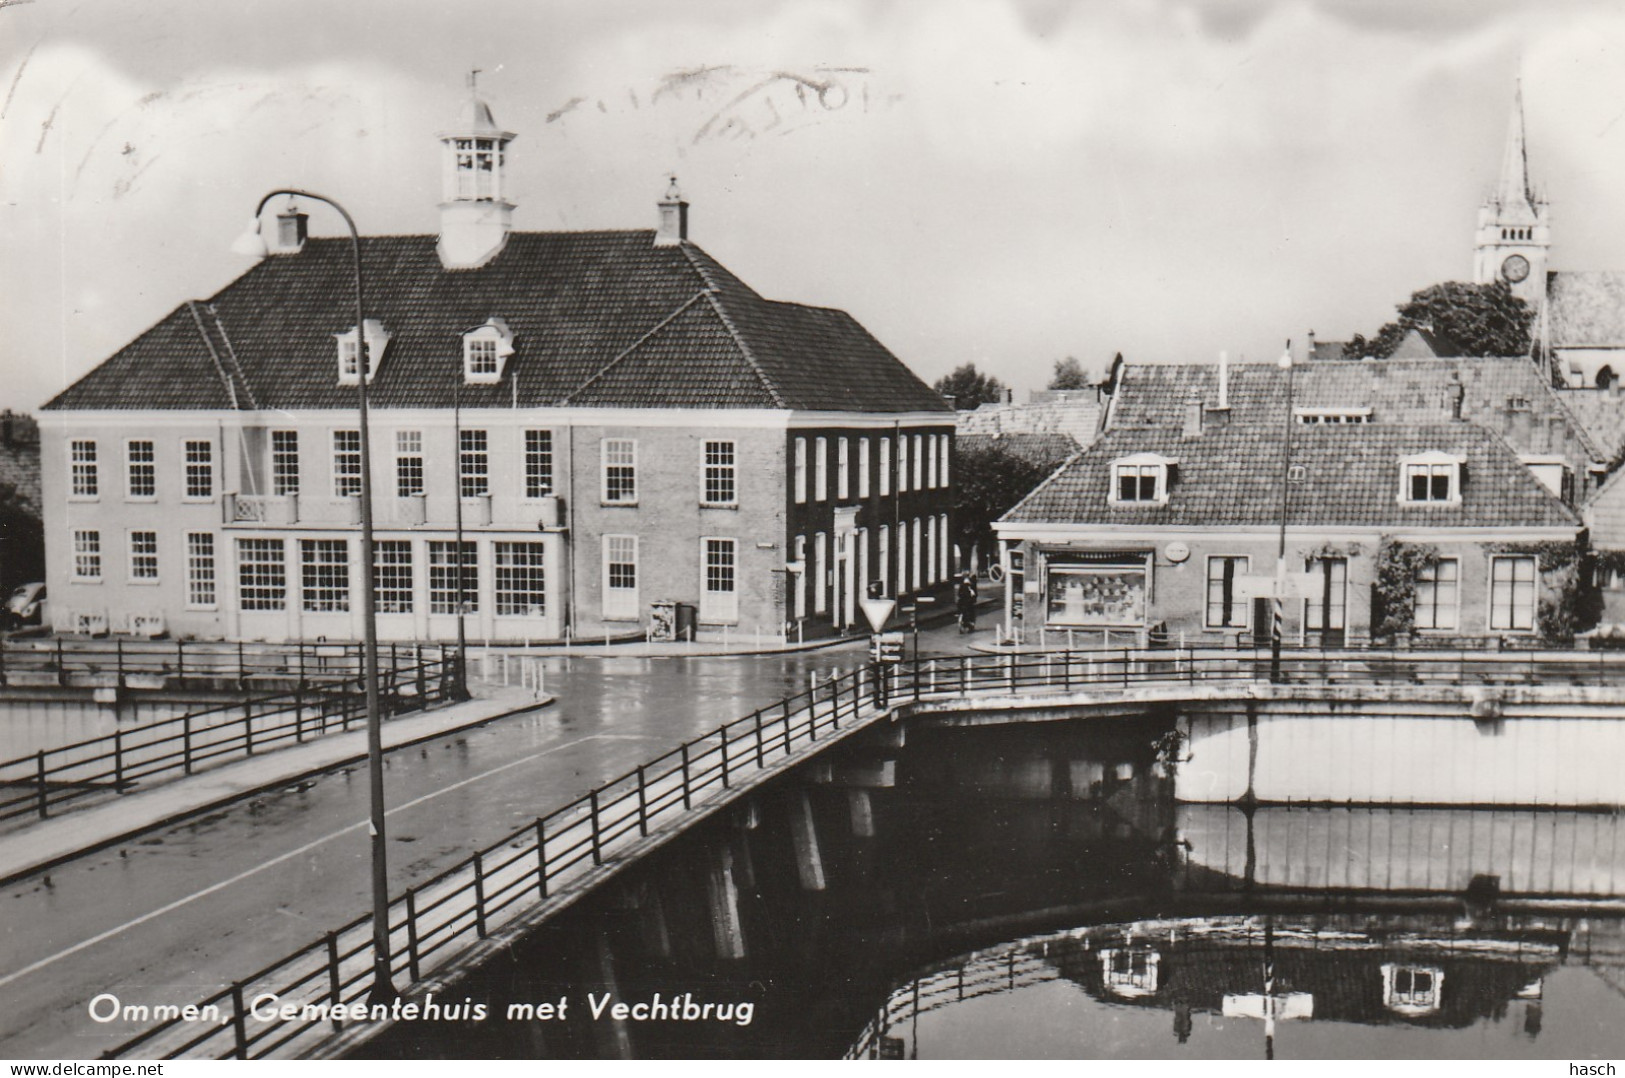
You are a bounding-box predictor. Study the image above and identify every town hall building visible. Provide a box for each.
[36,88,954,644]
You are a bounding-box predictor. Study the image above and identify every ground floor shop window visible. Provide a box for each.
[1045,558,1146,626]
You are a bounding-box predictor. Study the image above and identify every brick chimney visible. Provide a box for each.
[1183,397,1204,437]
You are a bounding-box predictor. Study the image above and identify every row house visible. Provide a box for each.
[37,91,952,644]
[995,359,1584,646]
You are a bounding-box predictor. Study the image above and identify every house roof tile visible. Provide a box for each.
[44,231,948,415]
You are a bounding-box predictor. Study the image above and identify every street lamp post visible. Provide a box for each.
[1271,344,1295,684]
[234,191,396,1003]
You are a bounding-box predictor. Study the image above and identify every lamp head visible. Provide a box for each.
[231,216,269,258]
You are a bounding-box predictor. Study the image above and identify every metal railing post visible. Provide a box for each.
[721,730,731,788]
[473,850,488,937]
[35,750,47,818]
[680,743,692,809]
[325,932,343,1030]
[636,766,648,836]
[113,728,124,792]
[115,639,124,688]
[535,817,549,897]
[590,790,603,864]
[183,712,193,775]
[405,888,422,982]
[754,710,765,768]
[230,983,248,1058]
[243,698,255,756]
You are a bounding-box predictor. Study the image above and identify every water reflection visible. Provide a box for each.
[357,715,1625,1060]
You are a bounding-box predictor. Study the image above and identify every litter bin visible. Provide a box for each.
[649,600,678,642]
[675,603,697,641]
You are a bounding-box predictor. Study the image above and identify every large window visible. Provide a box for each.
[1049,557,1149,626]
[913,434,924,491]
[1304,557,1347,633]
[603,439,636,504]
[858,438,871,498]
[939,512,951,580]
[237,538,286,611]
[429,541,478,614]
[939,434,951,486]
[186,533,216,608]
[459,429,489,498]
[373,540,414,614]
[70,440,98,498]
[926,434,937,489]
[814,532,828,614]
[126,440,156,499]
[1414,559,1459,630]
[703,440,737,506]
[272,431,299,496]
[701,538,738,623]
[1489,555,1536,631]
[898,435,909,494]
[1205,556,1249,629]
[794,437,807,504]
[183,440,214,499]
[880,436,892,496]
[877,524,890,596]
[395,431,424,498]
[792,535,807,618]
[525,430,553,498]
[301,539,350,612]
[129,531,159,582]
[494,542,546,616]
[837,437,850,499]
[332,430,361,498]
[815,437,828,501]
[73,530,101,581]
[603,535,638,619]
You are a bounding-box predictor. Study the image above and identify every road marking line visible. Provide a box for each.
[0,734,603,990]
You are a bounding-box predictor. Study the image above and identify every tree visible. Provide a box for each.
[952,440,1067,569]
[933,363,1007,410]
[1047,356,1091,390]
[1345,281,1534,360]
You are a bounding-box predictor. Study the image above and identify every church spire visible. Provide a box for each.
[1496,80,1535,214]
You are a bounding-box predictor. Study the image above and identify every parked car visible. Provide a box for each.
[4,582,45,629]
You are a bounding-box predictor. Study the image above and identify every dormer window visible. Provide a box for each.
[1295,407,1371,425]
[463,317,515,384]
[1110,453,1176,504]
[1399,451,1465,505]
[337,320,390,386]
[1382,964,1443,1016]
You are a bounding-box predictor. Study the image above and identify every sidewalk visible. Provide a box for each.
[0,685,554,886]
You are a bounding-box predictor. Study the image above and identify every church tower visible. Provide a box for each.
[1473,81,1550,308]
[437,73,517,270]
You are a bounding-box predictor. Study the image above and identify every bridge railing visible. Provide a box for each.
[101,645,1625,1059]
[0,647,460,825]
[0,638,446,688]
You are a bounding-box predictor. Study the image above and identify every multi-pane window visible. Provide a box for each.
[272,431,300,496]
[925,516,938,585]
[332,430,362,498]
[126,440,156,499]
[926,434,937,489]
[186,533,216,608]
[814,532,828,613]
[913,435,924,490]
[815,437,828,501]
[301,539,350,612]
[704,538,736,595]
[703,440,736,506]
[837,437,850,499]
[184,441,214,499]
[525,430,554,498]
[373,540,414,614]
[453,137,503,200]
[459,429,489,498]
[395,431,424,498]
[897,435,909,494]
[70,440,99,498]
[880,437,892,496]
[494,542,546,616]
[129,531,159,581]
[1405,462,1456,503]
[1414,559,1460,631]
[1114,464,1164,502]
[1206,556,1249,629]
[604,535,638,619]
[603,439,636,504]
[939,434,951,487]
[939,512,951,580]
[858,438,871,498]
[72,530,101,581]
[1489,556,1537,631]
[429,541,478,614]
[794,437,808,504]
[466,337,500,377]
[237,538,286,610]
[1304,557,1347,632]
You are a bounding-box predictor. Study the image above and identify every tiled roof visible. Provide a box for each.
[1547,270,1625,347]
[955,398,1104,445]
[44,231,948,414]
[1107,358,1603,460]
[956,431,1079,467]
[1553,388,1625,463]
[1002,423,1577,529]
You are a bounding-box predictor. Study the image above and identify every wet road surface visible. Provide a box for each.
[0,644,898,1058]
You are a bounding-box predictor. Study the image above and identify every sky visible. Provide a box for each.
[5,0,1625,411]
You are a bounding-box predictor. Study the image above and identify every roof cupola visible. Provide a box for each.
[437,70,517,270]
